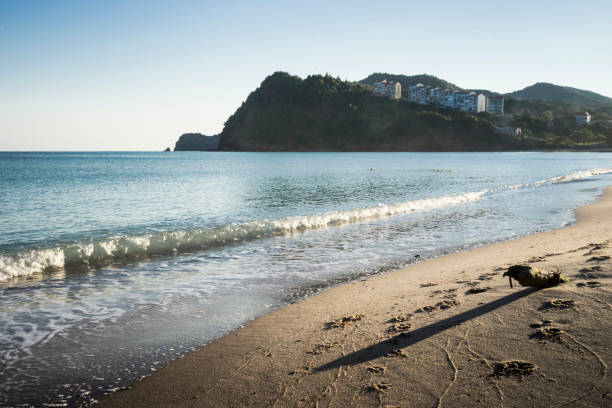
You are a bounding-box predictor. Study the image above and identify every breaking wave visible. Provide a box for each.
[504,168,612,190]
[0,191,485,281]
[1,167,611,282]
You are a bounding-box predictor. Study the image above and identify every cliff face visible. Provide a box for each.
[174,133,220,151]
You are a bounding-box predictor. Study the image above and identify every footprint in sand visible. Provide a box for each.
[386,323,412,334]
[387,314,412,323]
[386,349,409,358]
[310,342,340,355]
[529,320,552,328]
[363,382,392,393]
[576,281,603,288]
[478,272,498,280]
[586,255,610,262]
[529,327,565,343]
[578,266,603,279]
[366,366,385,374]
[417,299,460,313]
[466,286,489,295]
[583,243,606,256]
[431,288,458,297]
[493,361,537,379]
[438,299,460,309]
[539,299,575,310]
[325,314,364,329]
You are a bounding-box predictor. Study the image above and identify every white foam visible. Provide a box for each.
[536,168,612,185]
[268,190,487,232]
[0,190,486,281]
[505,168,612,191]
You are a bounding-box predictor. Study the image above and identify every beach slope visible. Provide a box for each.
[100,188,612,407]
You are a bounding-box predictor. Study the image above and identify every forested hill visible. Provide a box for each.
[219,72,521,151]
[175,72,612,152]
[506,82,612,110]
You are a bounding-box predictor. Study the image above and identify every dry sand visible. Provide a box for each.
[99,188,612,407]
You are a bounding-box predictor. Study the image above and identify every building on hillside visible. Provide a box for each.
[576,112,591,126]
[456,91,487,113]
[494,127,522,136]
[373,80,401,100]
[486,96,504,115]
[407,84,488,113]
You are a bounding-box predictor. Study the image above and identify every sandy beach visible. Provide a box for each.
[99,187,612,408]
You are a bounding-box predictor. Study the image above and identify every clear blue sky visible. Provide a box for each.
[2,0,611,150]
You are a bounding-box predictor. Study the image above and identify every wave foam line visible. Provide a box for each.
[505,168,612,190]
[3,167,611,282]
[0,191,486,281]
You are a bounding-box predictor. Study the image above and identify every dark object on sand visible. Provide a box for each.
[503,265,568,288]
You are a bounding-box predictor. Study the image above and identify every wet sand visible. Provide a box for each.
[99,188,612,407]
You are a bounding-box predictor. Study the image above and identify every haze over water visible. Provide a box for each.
[2,151,612,406]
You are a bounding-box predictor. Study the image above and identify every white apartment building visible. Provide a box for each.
[407,83,490,114]
[373,80,402,100]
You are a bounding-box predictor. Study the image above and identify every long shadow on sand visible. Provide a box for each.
[316,287,539,372]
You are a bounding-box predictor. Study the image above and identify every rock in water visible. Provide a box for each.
[174,133,220,151]
[503,265,568,288]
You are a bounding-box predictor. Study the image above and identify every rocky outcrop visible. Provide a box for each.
[173,133,220,151]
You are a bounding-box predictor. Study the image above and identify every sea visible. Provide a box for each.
[1,151,612,407]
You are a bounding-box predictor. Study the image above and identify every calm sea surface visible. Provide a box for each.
[1,151,612,406]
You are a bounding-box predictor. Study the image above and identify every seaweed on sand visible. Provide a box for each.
[503,265,568,288]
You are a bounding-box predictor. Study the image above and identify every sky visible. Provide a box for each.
[1,0,612,151]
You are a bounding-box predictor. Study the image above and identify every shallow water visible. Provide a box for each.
[1,151,612,406]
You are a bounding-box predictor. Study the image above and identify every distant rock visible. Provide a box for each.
[174,133,220,151]
[164,147,171,152]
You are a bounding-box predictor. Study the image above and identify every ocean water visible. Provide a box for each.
[1,151,612,406]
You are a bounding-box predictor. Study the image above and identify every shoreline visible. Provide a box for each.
[99,188,612,407]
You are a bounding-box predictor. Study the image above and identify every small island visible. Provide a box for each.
[173,133,220,151]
